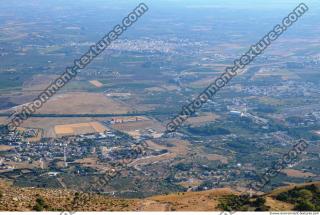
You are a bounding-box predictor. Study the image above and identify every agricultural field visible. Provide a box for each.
[0,145,15,151]
[54,122,108,137]
[0,117,7,125]
[252,68,300,80]
[205,154,229,164]
[7,92,131,115]
[282,169,317,178]
[89,80,104,88]
[186,112,220,127]
[112,118,165,139]
[146,138,191,156]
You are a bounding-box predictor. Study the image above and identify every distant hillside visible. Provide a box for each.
[0,180,319,211]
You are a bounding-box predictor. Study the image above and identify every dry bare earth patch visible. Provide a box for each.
[54,122,107,137]
[147,188,237,211]
[2,92,131,138]
[186,112,220,127]
[265,196,294,211]
[0,117,6,125]
[282,169,317,178]
[0,145,15,151]
[15,117,96,138]
[23,74,60,91]
[112,118,165,139]
[205,153,229,164]
[128,138,191,168]
[146,138,191,156]
[34,92,130,114]
[89,80,104,88]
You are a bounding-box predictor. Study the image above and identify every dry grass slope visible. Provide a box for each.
[0,180,319,211]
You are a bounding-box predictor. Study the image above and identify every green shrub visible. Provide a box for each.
[255,205,270,211]
[294,200,316,211]
[276,192,289,202]
[253,197,266,207]
[33,203,44,211]
[297,189,313,200]
[217,195,250,211]
[33,197,48,211]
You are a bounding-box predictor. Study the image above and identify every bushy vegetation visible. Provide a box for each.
[217,195,270,211]
[174,163,193,171]
[275,184,320,211]
[218,195,250,211]
[253,197,270,211]
[32,196,49,211]
[188,124,231,136]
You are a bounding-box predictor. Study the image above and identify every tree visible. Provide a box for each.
[255,205,270,211]
[294,200,316,211]
[217,195,250,211]
[305,184,320,193]
[253,197,266,207]
[276,192,289,202]
[32,197,48,211]
[297,189,313,201]
[33,203,44,212]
